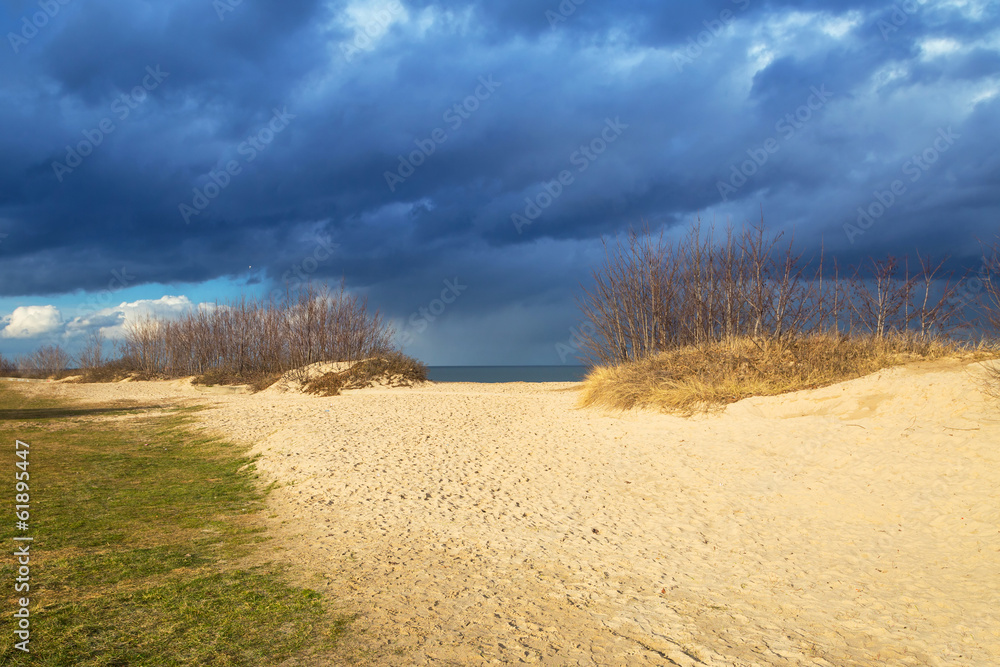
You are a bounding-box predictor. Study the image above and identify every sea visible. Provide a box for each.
[427,366,589,383]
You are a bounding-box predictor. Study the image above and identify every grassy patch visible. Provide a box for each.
[580,334,997,414]
[304,351,427,397]
[983,361,1000,400]
[0,387,351,665]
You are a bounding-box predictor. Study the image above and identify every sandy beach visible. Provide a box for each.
[16,359,1000,666]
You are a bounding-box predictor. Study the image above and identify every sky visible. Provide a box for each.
[0,0,998,365]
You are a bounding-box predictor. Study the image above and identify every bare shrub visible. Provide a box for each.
[910,252,962,338]
[19,344,73,379]
[978,237,1000,336]
[974,236,1000,398]
[578,218,971,368]
[285,283,395,379]
[122,316,167,378]
[846,257,915,338]
[78,330,105,374]
[577,218,834,364]
[89,282,400,390]
[576,226,674,364]
[576,217,990,412]
[0,354,19,377]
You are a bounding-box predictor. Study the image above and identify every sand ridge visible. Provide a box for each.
[15,360,1000,665]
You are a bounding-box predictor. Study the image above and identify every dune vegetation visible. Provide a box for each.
[1,282,425,393]
[303,351,428,396]
[577,219,1000,413]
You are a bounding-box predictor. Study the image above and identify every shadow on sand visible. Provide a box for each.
[0,404,166,422]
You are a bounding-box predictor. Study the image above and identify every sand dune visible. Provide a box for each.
[19,360,1000,665]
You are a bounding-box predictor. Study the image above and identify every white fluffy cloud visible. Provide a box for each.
[65,295,195,339]
[115,295,194,323]
[0,295,197,346]
[1,305,63,339]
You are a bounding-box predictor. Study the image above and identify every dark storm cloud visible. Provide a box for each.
[1,0,998,362]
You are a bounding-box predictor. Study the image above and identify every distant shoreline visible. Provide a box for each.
[426,365,588,383]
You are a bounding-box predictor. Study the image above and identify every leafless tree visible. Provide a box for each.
[0,353,18,377]
[978,237,1000,336]
[106,282,394,382]
[19,344,72,379]
[79,330,105,372]
[576,218,980,366]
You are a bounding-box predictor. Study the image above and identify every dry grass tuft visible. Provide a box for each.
[982,361,1000,400]
[579,334,994,414]
[304,352,427,396]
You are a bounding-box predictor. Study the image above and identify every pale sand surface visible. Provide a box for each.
[13,360,1000,665]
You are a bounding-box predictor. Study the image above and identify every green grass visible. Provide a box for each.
[0,387,352,665]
